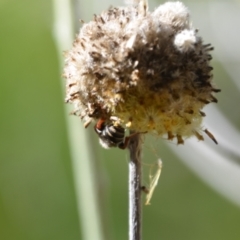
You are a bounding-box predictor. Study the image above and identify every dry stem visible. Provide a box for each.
[128,132,142,240]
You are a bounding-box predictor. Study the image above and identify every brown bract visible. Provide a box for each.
[63,1,220,145]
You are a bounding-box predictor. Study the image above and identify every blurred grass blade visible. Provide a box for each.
[52,0,105,239]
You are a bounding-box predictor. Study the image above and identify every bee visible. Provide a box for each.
[94,118,134,149]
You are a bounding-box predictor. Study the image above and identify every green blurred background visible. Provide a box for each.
[1,0,240,239]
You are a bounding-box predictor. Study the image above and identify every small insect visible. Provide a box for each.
[142,159,163,205]
[94,118,135,149]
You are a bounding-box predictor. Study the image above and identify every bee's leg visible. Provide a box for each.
[118,132,142,149]
[118,138,129,149]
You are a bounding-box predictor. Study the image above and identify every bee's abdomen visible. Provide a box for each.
[103,124,125,145]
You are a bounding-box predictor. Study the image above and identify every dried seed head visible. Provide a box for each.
[63,1,220,144]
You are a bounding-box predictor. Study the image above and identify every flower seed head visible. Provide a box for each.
[63,1,220,144]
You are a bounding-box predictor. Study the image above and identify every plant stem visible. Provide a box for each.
[128,132,142,240]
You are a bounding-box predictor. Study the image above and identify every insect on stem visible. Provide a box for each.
[145,159,163,205]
